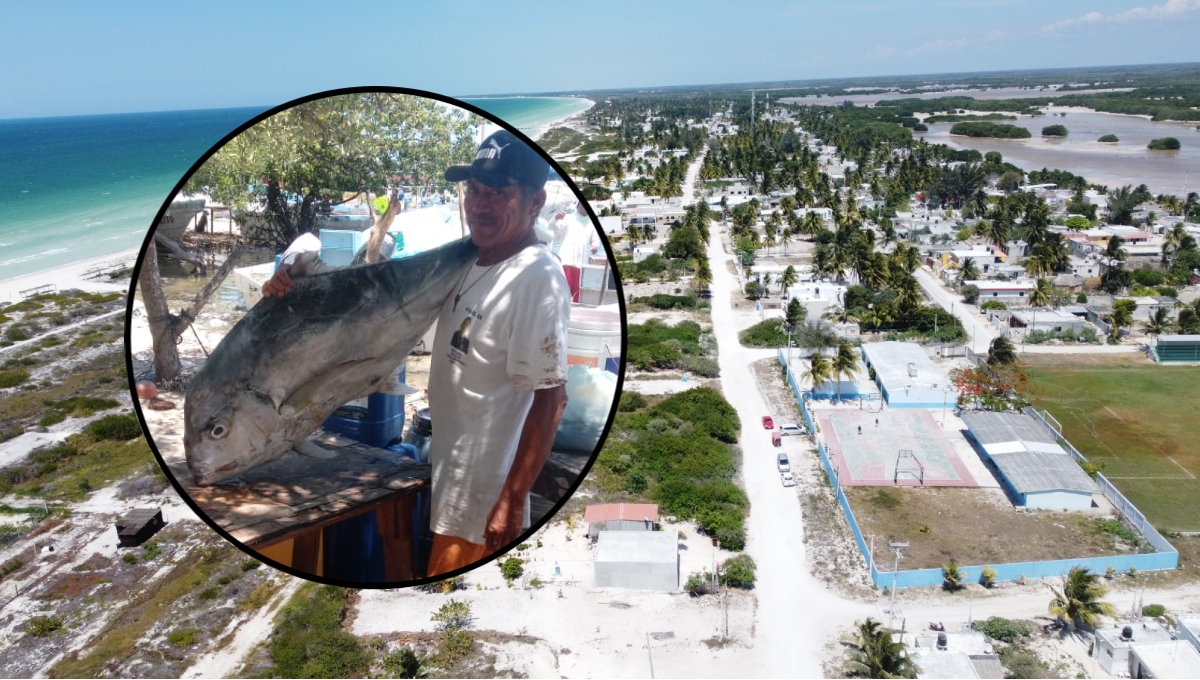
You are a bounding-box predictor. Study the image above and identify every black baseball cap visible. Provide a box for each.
[444,130,550,191]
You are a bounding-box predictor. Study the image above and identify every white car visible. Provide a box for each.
[781,472,796,487]
[778,423,805,436]
[777,452,790,472]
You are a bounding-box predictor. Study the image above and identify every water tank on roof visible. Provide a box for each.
[1121,626,1134,641]
[937,632,947,649]
[908,362,918,378]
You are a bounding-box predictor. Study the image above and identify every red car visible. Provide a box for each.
[762,415,774,430]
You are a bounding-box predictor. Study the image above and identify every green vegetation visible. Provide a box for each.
[979,617,1032,643]
[167,628,200,648]
[630,294,700,310]
[1148,137,1181,150]
[0,368,30,388]
[618,253,695,283]
[498,557,524,584]
[1049,567,1117,630]
[738,320,790,347]
[381,648,425,679]
[1143,603,1165,618]
[431,599,473,630]
[627,319,713,372]
[844,618,916,679]
[720,554,757,588]
[996,642,1053,678]
[28,615,64,637]
[942,562,964,591]
[1041,124,1068,137]
[266,584,369,678]
[1099,519,1137,543]
[949,122,1032,139]
[980,566,997,588]
[84,413,141,441]
[1098,134,1119,143]
[593,387,746,550]
[1024,365,1200,530]
[1,556,24,579]
[1025,327,1100,344]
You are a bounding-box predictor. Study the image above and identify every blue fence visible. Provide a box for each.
[777,350,1179,589]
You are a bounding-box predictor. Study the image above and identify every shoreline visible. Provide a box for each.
[0,247,140,301]
[529,98,594,141]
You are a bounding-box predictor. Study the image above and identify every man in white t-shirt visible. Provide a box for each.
[428,130,571,576]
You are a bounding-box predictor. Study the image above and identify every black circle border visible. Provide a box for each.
[122,85,628,590]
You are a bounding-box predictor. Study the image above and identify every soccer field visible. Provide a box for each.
[1024,364,1200,532]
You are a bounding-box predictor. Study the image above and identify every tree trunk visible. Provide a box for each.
[365,188,402,264]
[139,244,182,390]
[153,233,207,275]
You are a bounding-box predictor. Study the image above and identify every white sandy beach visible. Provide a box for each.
[530,98,595,141]
[0,246,140,302]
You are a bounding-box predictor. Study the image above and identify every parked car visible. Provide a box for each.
[761,415,774,429]
[778,423,805,436]
[777,452,790,472]
[781,472,796,487]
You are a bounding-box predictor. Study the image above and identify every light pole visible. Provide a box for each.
[887,542,909,631]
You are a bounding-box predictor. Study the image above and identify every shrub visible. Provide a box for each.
[499,557,524,583]
[1098,134,1119,142]
[684,571,711,595]
[1132,268,1165,287]
[1099,518,1137,542]
[1076,293,1088,303]
[0,368,30,388]
[267,585,369,678]
[241,559,261,572]
[84,413,141,441]
[168,628,200,647]
[1041,124,1068,137]
[435,628,474,668]
[142,540,161,560]
[199,587,220,601]
[738,320,789,348]
[4,325,32,342]
[715,526,746,552]
[720,554,757,588]
[1065,215,1092,230]
[980,566,997,588]
[1147,137,1181,150]
[1,556,24,578]
[980,300,1006,311]
[631,294,697,310]
[680,356,720,378]
[382,648,425,678]
[960,284,980,304]
[950,122,1032,139]
[1142,604,1165,618]
[618,391,647,412]
[122,553,137,565]
[27,615,64,637]
[431,598,473,630]
[39,411,67,427]
[979,616,1031,643]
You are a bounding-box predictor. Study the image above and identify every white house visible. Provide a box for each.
[966,280,1034,301]
[786,282,847,321]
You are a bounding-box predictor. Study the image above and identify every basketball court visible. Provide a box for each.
[814,406,979,487]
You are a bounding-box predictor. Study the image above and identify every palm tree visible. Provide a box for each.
[779,265,799,295]
[1109,299,1138,341]
[624,224,641,253]
[843,618,916,679]
[956,259,980,286]
[1141,307,1175,344]
[1028,278,1053,308]
[988,336,1017,366]
[693,257,712,293]
[1048,567,1117,631]
[825,306,860,325]
[942,562,964,591]
[1104,236,1128,267]
[832,342,860,403]
[805,353,834,395]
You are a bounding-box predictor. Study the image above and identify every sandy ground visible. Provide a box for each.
[0,247,137,302]
[181,576,304,679]
[528,99,596,142]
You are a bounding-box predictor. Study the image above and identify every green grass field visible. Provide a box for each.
[1024,364,1200,532]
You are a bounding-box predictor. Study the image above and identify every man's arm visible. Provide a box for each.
[484,384,567,551]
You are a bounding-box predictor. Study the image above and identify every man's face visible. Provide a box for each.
[463,177,546,252]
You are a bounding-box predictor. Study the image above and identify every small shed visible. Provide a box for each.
[115,508,164,547]
[593,531,678,591]
[584,503,659,539]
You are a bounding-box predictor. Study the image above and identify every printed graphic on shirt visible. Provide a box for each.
[447,306,484,366]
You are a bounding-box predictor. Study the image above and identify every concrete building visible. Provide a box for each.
[1007,309,1088,338]
[961,412,1098,510]
[786,282,847,321]
[966,280,1034,302]
[1093,621,1200,677]
[908,631,1003,679]
[584,503,659,539]
[1179,614,1200,653]
[593,531,679,591]
[860,342,957,408]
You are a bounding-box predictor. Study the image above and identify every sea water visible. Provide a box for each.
[0,98,588,283]
[0,107,263,281]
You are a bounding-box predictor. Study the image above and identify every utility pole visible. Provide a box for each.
[646,632,655,678]
[887,542,909,631]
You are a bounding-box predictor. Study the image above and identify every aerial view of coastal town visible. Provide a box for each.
[2,3,1200,678]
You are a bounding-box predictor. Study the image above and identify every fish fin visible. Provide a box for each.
[281,359,377,413]
[377,370,420,396]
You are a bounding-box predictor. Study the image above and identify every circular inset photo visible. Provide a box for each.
[126,88,624,587]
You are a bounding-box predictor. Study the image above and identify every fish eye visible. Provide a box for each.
[210,422,229,439]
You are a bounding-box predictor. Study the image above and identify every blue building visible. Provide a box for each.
[860,342,957,409]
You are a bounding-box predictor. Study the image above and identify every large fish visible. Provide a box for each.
[183,237,478,486]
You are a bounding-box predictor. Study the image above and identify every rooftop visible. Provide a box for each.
[861,341,954,393]
[960,412,1058,447]
[1131,641,1200,678]
[584,503,659,523]
[593,530,677,564]
[961,413,1098,496]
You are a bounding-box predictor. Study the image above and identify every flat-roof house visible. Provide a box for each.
[593,531,679,591]
[965,280,1034,301]
[860,342,956,409]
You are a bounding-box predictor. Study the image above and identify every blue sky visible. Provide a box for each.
[2,0,1198,119]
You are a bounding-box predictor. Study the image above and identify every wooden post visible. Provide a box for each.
[138,244,182,389]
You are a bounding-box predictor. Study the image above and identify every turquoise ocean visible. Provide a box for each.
[0,96,589,283]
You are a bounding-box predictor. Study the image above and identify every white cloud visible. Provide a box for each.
[905,31,1004,55]
[1042,0,1200,33]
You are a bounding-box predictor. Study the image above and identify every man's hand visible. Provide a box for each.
[261,267,294,298]
[484,491,525,551]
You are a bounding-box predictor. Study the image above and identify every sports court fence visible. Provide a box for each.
[779,350,1179,588]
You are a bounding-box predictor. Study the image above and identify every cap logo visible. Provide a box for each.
[476,139,511,160]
